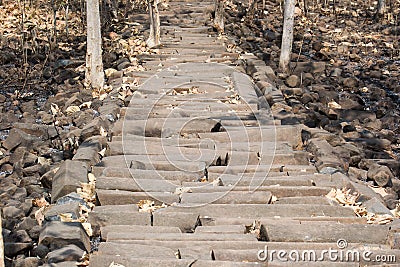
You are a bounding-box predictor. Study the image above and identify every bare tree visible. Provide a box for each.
[147,0,160,48]
[279,0,295,73]
[86,0,104,90]
[214,0,224,33]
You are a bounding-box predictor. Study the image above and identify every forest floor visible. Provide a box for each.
[0,0,399,265]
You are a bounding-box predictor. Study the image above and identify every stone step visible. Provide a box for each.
[95,189,179,205]
[100,225,182,241]
[154,204,356,218]
[107,140,289,156]
[184,186,332,198]
[214,174,315,187]
[120,107,267,121]
[98,155,207,174]
[180,191,272,204]
[97,240,390,252]
[112,117,221,137]
[204,217,369,227]
[106,232,258,242]
[263,220,390,244]
[198,125,302,145]
[96,177,180,192]
[152,211,200,232]
[207,164,317,176]
[89,255,261,267]
[274,196,334,205]
[92,168,202,182]
[88,205,150,235]
[194,225,246,234]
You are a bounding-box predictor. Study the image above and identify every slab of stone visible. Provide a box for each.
[153,211,200,233]
[180,191,272,204]
[89,255,193,267]
[96,178,180,192]
[216,174,313,187]
[44,202,81,221]
[88,205,150,235]
[195,225,245,234]
[263,220,389,244]
[39,221,90,252]
[97,168,202,182]
[158,204,355,218]
[96,189,179,205]
[100,225,181,241]
[47,244,85,264]
[106,232,257,242]
[51,160,88,203]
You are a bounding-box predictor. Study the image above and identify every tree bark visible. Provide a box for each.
[86,0,104,90]
[214,0,224,33]
[279,0,295,73]
[147,0,160,48]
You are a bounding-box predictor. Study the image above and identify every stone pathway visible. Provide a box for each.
[87,1,400,266]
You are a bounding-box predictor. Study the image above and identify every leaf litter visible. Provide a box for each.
[326,188,393,225]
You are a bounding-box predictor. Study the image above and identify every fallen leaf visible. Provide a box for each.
[109,262,125,267]
[328,101,341,109]
[34,207,46,226]
[59,213,74,222]
[100,126,107,137]
[79,102,92,109]
[33,197,49,208]
[98,148,106,157]
[88,173,96,183]
[82,222,93,237]
[65,105,80,115]
[50,103,60,115]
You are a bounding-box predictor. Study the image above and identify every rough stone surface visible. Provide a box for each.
[39,221,90,252]
[51,160,88,202]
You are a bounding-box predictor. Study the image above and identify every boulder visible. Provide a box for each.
[51,160,88,203]
[367,164,394,187]
[39,221,90,252]
[47,244,85,264]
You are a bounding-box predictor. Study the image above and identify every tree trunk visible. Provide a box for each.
[86,0,104,90]
[214,0,224,33]
[279,0,295,73]
[147,0,160,48]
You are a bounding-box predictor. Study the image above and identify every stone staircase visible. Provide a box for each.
[87,0,400,266]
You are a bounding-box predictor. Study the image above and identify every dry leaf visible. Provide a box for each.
[369,186,389,198]
[328,101,342,109]
[109,262,125,267]
[137,200,166,213]
[37,156,51,165]
[65,105,80,115]
[77,183,96,201]
[59,213,74,222]
[34,207,46,226]
[79,102,92,109]
[50,103,60,115]
[326,188,360,206]
[88,173,96,183]
[100,126,107,137]
[174,187,192,195]
[98,148,106,157]
[82,222,93,237]
[33,197,49,208]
